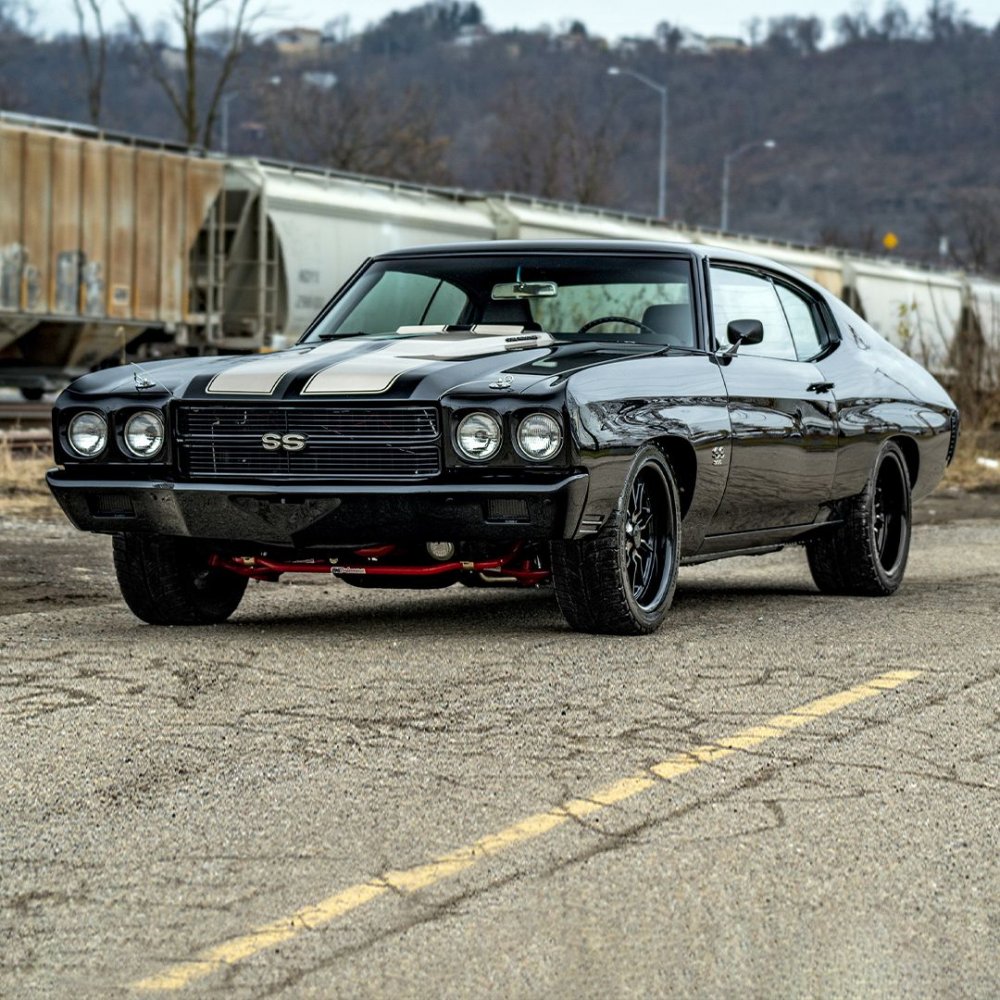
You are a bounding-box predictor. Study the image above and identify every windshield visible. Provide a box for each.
[304,254,697,347]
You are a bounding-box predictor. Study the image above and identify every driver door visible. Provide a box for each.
[705,265,839,540]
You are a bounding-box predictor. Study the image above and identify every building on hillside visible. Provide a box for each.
[271,28,323,57]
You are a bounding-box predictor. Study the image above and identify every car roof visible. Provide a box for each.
[371,239,812,283]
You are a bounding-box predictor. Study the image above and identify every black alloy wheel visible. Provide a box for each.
[623,468,672,611]
[551,446,681,635]
[806,440,912,596]
[871,452,908,576]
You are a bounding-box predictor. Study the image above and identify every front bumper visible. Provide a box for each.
[46,472,590,549]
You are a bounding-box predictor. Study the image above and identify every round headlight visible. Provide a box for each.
[455,412,502,462]
[516,412,562,461]
[67,411,108,458]
[124,410,165,458]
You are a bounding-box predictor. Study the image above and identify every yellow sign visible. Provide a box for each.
[882,231,899,250]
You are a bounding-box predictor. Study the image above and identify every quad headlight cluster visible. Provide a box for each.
[66,409,165,460]
[454,410,563,463]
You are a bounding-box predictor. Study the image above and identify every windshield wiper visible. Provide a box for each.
[316,331,365,340]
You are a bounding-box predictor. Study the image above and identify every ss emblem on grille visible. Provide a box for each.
[261,432,307,452]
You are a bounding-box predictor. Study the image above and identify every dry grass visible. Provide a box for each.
[940,385,1000,492]
[943,423,1000,492]
[0,443,60,517]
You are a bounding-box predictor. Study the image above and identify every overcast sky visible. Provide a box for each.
[35,0,999,42]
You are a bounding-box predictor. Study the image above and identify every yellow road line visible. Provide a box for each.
[134,669,919,992]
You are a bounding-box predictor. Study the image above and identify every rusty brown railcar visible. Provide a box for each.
[0,115,223,395]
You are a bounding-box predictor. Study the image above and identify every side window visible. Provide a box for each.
[775,282,825,360]
[709,266,796,360]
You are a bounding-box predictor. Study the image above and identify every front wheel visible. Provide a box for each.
[551,447,681,635]
[806,440,912,596]
[112,533,248,624]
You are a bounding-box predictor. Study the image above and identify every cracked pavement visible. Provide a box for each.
[1,509,998,998]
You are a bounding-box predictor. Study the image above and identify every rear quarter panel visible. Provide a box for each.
[818,298,957,502]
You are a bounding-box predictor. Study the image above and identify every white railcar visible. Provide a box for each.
[842,259,965,376]
[2,112,999,392]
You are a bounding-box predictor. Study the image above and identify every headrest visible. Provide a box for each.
[640,304,695,347]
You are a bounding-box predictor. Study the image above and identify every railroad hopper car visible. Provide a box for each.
[0,113,998,394]
[0,116,224,396]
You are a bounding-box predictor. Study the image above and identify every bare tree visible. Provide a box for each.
[486,79,625,206]
[948,188,1000,273]
[0,0,31,109]
[0,0,33,34]
[72,0,107,124]
[765,15,824,55]
[123,0,259,147]
[261,73,451,183]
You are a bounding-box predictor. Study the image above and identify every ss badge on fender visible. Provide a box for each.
[261,432,308,452]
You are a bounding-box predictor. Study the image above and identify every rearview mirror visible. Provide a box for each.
[492,281,558,300]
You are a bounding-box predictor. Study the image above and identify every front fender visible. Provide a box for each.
[565,355,731,554]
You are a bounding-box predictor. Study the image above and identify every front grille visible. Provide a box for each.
[175,404,441,480]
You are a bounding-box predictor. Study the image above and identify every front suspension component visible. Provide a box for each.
[209,542,550,587]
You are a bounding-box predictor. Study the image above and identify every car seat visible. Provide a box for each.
[640,303,695,347]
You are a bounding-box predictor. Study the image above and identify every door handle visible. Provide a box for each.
[807,381,835,393]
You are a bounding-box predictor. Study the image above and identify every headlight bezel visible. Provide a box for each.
[66,410,109,459]
[454,410,504,463]
[122,409,166,460]
[514,411,563,462]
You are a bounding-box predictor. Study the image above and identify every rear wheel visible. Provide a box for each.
[806,441,912,596]
[551,447,680,635]
[112,533,247,624]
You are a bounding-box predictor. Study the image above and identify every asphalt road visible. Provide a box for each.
[1,510,997,998]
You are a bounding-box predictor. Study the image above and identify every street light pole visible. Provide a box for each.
[220,91,239,153]
[607,66,668,219]
[720,139,776,231]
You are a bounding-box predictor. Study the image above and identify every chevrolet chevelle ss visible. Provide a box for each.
[47,241,959,634]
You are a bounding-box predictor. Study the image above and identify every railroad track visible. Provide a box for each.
[0,428,52,455]
[0,401,52,455]
[0,401,52,427]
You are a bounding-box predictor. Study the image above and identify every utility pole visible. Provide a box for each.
[721,139,777,231]
[607,67,668,218]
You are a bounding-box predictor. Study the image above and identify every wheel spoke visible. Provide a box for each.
[620,467,675,609]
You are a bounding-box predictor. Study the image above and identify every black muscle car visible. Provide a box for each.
[47,241,959,634]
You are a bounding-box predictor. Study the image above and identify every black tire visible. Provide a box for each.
[551,447,681,635]
[806,441,912,596]
[112,533,247,625]
[20,386,44,401]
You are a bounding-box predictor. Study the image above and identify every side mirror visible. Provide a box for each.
[726,319,764,347]
[718,319,764,358]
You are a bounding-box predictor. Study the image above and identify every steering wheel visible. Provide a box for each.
[577,315,658,336]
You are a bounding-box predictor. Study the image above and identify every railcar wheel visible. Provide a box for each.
[112,533,247,624]
[806,441,912,596]
[551,447,680,635]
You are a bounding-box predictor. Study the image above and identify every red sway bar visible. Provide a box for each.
[209,543,550,586]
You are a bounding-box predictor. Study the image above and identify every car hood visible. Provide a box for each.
[63,332,665,402]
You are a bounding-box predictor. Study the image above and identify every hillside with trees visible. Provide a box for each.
[1,0,998,273]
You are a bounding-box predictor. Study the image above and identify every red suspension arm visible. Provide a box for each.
[209,543,549,585]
